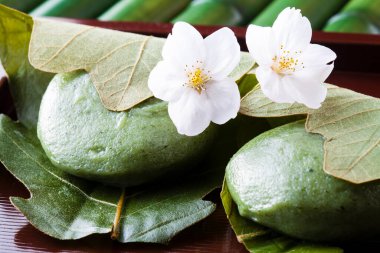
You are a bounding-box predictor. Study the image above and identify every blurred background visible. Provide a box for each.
[0,0,379,34]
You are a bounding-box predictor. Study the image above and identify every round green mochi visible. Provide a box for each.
[37,71,216,186]
[226,121,380,242]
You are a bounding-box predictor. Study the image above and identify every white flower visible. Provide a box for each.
[246,7,336,109]
[148,22,241,136]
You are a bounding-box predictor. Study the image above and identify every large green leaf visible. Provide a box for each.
[29,18,164,112]
[28,18,254,112]
[240,84,380,184]
[0,5,54,129]
[0,114,223,243]
[221,179,343,253]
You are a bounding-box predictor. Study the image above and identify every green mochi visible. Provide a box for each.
[37,71,216,186]
[226,121,380,242]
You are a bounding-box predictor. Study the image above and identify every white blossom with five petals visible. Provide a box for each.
[148,22,241,136]
[246,8,337,109]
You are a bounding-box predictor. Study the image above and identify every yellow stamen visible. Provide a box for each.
[187,67,210,93]
[271,45,303,75]
[191,68,204,87]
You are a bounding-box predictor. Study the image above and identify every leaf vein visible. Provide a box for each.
[116,37,149,107]
[92,40,143,65]
[312,108,380,130]
[37,26,95,69]
[129,202,214,240]
[344,130,380,173]
[332,123,380,139]
[101,64,134,85]
[121,193,188,218]
[0,128,117,208]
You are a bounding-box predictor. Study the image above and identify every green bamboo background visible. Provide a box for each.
[1,0,379,34]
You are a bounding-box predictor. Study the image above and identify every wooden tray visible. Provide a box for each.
[1,21,380,253]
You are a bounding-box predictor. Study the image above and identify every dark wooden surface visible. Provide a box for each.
[1,21,380,253]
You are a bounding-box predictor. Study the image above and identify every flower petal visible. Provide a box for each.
[302,44,337,66]
[283,76,328,109]
[168,89,212,136]
[206,78,240,124]
[256,66,295,103]
[148,61,187,102]
[162,22,205,69]
[296,63,334,86]
[246,25,276,66]
[204,28,240,80]
[291,44,336,86]
[272,7,312,51]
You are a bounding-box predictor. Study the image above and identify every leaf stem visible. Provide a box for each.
[111,187,126,240]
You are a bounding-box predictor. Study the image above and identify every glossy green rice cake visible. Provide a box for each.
[37,71,216,186]
[226,121,380,242]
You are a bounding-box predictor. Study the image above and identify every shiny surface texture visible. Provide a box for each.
[99,0,191,21]
[226,121,380,241]
[30,0,118,18]
[0,0,44,12]
[38,71,216,186]
[172,0,242,25]
[251,0,347,29]
[324,0,380,34]
[2,0,380,34]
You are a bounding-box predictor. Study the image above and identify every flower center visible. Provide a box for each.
[271,45,304,75]
[185,61,211,94]
[190,68,205,87]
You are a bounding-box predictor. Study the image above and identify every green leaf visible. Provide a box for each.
[229,52,256,82]
[220,179,343,253]
[118,168,220,243]
[0,5,54,129]
[29,18,164,111]
[237,73,258,97]
[0,114,222,243]
[28,18,254,112]
[240,84,380,184]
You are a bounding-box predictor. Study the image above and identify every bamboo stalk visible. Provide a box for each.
[99,0,191,22]
[251,0,347,29]
[29,0,118,18]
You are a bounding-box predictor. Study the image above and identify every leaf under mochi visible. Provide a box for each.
[0,115,223,243]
